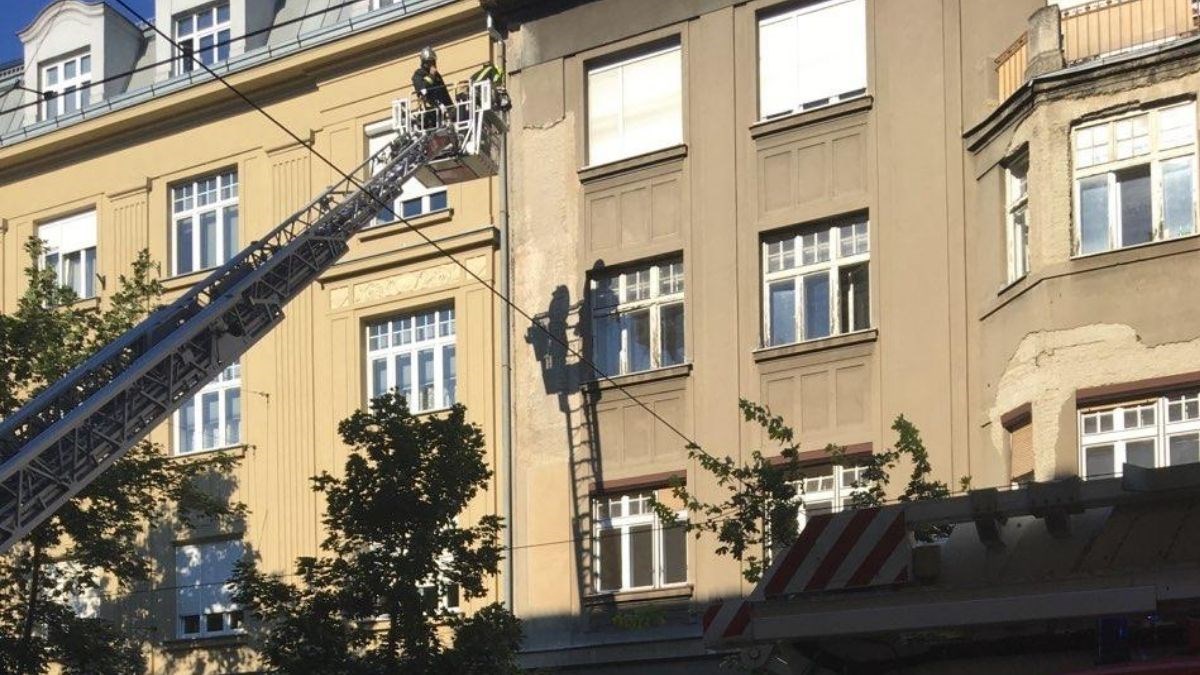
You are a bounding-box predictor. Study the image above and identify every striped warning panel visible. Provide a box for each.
[702,598,754,645]
[761,506,910,598]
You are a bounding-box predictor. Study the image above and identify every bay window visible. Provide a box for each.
[366,307,456,412]
[763,216,870,347]
[591,259,685,376]
[1006,153,1029,282]
[1073,102,1197,255]
[175,362,241,455]
[593,489,687,593]
[172,170,238,275]
[758,0,867,119]
[1080,391,1200,479]
[587,43,682,166]
[39,210,97,300]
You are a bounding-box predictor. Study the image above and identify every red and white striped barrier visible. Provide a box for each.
[702,506,910,646]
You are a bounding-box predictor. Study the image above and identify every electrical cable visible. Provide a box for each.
[0,0,393,120]
[106,0,704,455]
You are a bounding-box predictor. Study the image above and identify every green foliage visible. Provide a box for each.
[651,399,806,583]
[0,239,243,674]
[658,402,966,583]
[233,392,521,674]
[610,606,666,631]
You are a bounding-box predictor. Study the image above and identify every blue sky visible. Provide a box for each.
[0,0,155,64]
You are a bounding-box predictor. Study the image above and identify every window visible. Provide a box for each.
[175,362,241,455]
[763,215,870,347]
[795,464,865,530]
[49,561,102,619]
[172,171,238,275]
[593,489,687,593]
[371,0,402,7]
[1079,391,1200,479]
[1006,154,1030,282]
[366,122,448,224]
[758,0,867,119]
[40,51,91,120]
[1073,102,1197,255]
[587,44,682,166]
[175,3,231,74]
[366,307,456,412]
[591,259,685,376]
[175,540,244,638]
[38,210,97,299]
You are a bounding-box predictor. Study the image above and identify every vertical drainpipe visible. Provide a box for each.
[487,11,516,612]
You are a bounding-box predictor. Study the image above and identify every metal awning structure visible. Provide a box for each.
[704,464,1200,672]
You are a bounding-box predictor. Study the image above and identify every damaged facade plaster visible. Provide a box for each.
[971,45,1200,485]
[990,325,1200,481]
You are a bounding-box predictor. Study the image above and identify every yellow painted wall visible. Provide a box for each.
[0,2,501,671]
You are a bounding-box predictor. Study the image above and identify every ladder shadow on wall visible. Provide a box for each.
[526,277,607,617]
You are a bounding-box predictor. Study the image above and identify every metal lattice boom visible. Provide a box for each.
[0,88,501,553]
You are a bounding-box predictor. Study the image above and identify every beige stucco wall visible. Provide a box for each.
[502,0,1052,669]
[0,2,501,672]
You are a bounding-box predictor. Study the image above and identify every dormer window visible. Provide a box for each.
[40,51,91,120]
[175,3,231,74]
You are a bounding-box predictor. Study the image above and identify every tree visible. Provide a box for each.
[0,239,242,674]
[233,392,521,674]
[653,399,962,582]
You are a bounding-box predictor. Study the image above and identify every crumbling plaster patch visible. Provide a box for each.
[991,323,1200,480]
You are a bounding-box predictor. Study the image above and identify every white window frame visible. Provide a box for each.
[174,2,232,75]
[38,210,97,300]
[590,259,686,377]
[370,0,403,8]
[175,539,244,639]
[171,170,239,276]
[757,0,867,120]
[1072,102,1198,256]
[762,216,870,347]
[593,491,688,593]
[1079,391,1200,479]
[1006,153,1030,283]
[174,362,242,455]
[366,307,456,413]
[365,121,449,224]
[586,43,683,166]
[40,50,92,120]
[794,464,866,531]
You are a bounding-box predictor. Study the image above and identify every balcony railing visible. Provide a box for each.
[995,0,1200,101]
[996,33,1029,101]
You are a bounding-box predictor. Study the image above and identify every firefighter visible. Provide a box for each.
[471,62,512,112]
[411,47,453,109]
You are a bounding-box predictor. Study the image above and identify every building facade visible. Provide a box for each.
[491,0,1200,671]
[0,0,503,672]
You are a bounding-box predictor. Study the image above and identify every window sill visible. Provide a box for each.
[162,267,215,294]
[162,632,247,651]
[754,329,878,363]
[171,444,248,463]
[750,94,873,140]
[583,584,693,607]
[358,208,454,243]
[1069,231,1200,265]
[69,296,101,312]
[578,144,688,184]
[583,362,692,392]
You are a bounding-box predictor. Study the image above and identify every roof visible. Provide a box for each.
[0,0,456,148]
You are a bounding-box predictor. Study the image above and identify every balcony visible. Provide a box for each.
[995,0,1200,101]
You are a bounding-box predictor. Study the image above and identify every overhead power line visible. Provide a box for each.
[104,0,703,454]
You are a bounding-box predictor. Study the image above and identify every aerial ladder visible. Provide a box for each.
[0,80,506,553]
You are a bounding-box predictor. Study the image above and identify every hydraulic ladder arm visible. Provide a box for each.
[0,80,504,553]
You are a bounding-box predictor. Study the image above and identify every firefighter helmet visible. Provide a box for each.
[419,46,437,65]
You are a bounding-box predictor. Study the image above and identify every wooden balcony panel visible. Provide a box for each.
[1062,0,1198,64]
